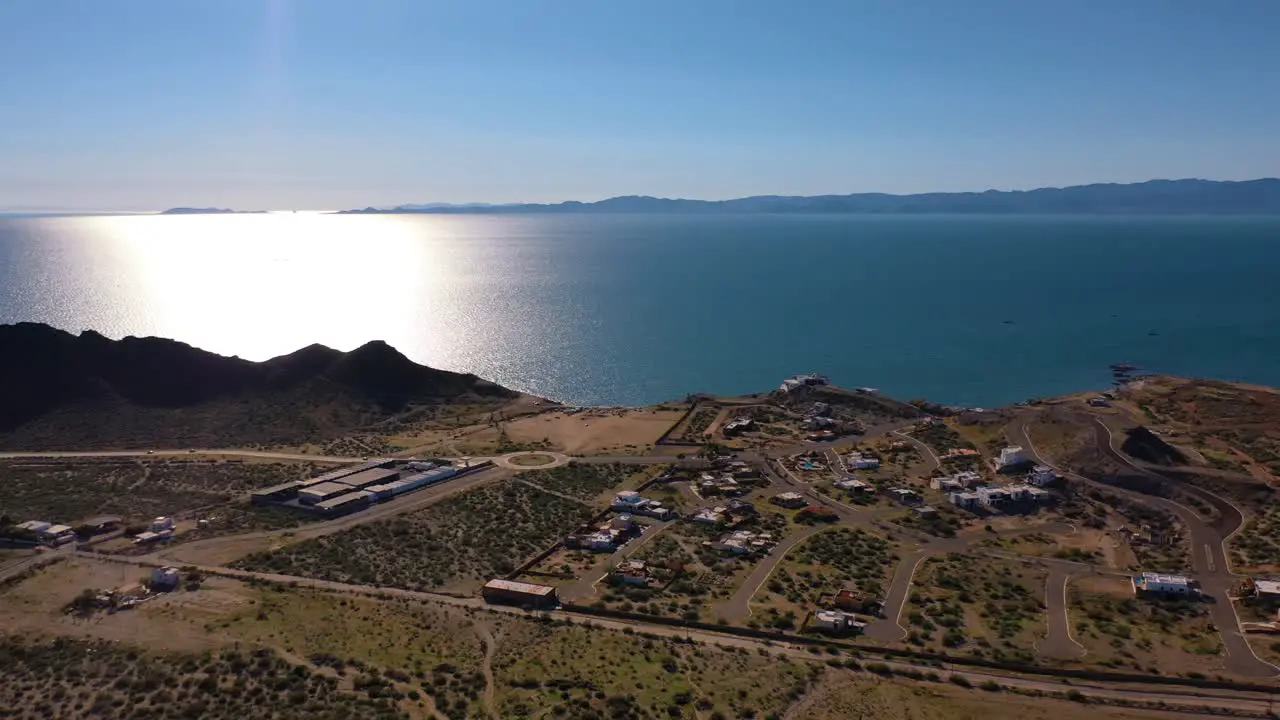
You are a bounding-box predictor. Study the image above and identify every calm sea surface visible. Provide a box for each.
[1,213,1278,407]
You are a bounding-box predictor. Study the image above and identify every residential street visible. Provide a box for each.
[1036,568,1087,659]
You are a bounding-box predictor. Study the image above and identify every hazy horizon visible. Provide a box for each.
[3,0,1278,211]
[2,176,1276,215]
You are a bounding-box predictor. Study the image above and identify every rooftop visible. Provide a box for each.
[484,579,556,596]
[1256,580,1280,595]
[1139,572,1191,586]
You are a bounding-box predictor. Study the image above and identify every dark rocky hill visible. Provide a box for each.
[0,323,517,450]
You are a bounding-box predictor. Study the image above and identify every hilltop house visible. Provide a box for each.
[780,374,829,393]
[996,446,1032,472]
[1027,465,1059,486]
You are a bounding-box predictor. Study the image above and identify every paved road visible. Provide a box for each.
[715,524,827,623]
[1037,568,1086,659]
[0,546,71,584]
[0,448,378,463]
[863,549,929,642]
[1007,410,1278,678]
[892,430,941,472]
[62,551,1280,715]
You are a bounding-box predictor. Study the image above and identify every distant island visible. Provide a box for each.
[339,178,1280,215]
[159,207,267,215]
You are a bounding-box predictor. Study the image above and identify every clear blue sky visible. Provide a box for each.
[1,0,1276,210]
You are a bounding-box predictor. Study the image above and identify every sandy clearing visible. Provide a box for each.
[504,409,684,454]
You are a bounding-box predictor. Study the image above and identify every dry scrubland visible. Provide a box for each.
[0,459,327,525]
[232,462,642,592]
[1129,377,1280,477]
[1067,575,1222,677]
[902,554,1046,663]
[517,461,640,501]
[494,621,817,719]
[0,555,1252,720]
[753,528,900,628]
[234,479,595,592]
[0,637,406,720]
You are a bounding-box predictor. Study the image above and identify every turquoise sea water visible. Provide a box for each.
[1,213,1277,407]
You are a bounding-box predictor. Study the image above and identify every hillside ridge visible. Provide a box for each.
[0,323,517,449]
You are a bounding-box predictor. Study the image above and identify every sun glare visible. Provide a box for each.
[95,213,452,361]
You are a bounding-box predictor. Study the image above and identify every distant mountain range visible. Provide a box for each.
[160,207,267,215]
[339,179,1280,215]
[0,323,517,450]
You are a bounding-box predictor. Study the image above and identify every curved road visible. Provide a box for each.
[1007,410,1277,678]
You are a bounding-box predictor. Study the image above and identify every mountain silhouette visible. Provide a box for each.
[340,178,1280,215]
[0,323,516,449]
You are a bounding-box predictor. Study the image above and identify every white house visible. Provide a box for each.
[692,508,724,525]
[889,487,921,506]
[584,532,617,552]
[931,477,965,492]
[780,373,829,392]
[996,446,1031,471]
[150,567,180,591]
[772,492,806,509]
[16,520,51,535]
[977,486,1011,508]
[949,491,981,509]
[834,477,870,492]
[805,416,837,430]
[707,530,775,556]
[1027,465,1058,486]
[609,514,637,531]
[813,610,865,633]
[41,524,75,545]
[151,516,175,532]
[612,492,673,520]
[1133,572,1197,596]
[845,453,881,470]
[612,491,645,510]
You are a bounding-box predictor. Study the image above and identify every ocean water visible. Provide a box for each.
[1,212,1278,408]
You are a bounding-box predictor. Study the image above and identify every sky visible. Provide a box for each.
[1,0,1277,211]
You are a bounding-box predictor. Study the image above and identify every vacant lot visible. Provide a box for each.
[234,479,595,593]
[517,461,644,502]
[494,617,817,719]
[901,554,1046,663]
[505,407,686,454]
[911,422,973,455]
[0,635,406,720]
[753,528,901,627]
[1129,377,1280,475]
[0,459,328,525]
[1067,575,1222,677]
[1230,505,1280,572]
